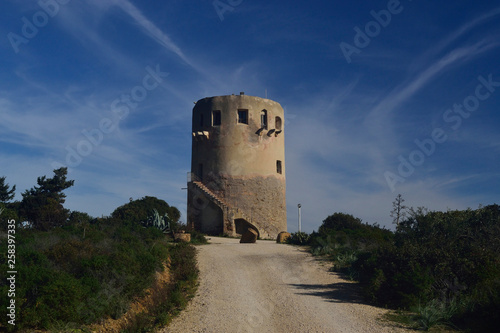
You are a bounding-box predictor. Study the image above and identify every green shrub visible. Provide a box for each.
[143,208,171,232]
[313,214,394,255]
[111,196,180,228]
[411,297,469,331]
[319,212,363,233]
[0,203,19,230]
[286,231,311,245]
[307,206,499,331]
[351,204,500,331]
[122,242,199,332]
[0,214,173,330]
[169,242,199,282]
[189,230,208,244]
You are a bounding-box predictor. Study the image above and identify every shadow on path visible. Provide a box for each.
[290,282,368,304]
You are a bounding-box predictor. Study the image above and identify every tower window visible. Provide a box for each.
[238,109,248,124]
[261,110,268,129]
[200,114,204,127]
[275,116,282,131]
[212,110,221,126]
[198,163,203,180]
[276,160,282,174]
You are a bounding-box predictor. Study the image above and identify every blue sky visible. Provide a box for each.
[1,0,499,232]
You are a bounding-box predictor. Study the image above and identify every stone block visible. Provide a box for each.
[240,229,258,243]
[174,233,191,242]
[276,231,291,243]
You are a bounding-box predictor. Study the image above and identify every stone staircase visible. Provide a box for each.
[192,181,227,209]
[190,176,256,235]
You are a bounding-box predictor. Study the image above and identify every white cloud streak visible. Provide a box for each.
[365,39,499,130]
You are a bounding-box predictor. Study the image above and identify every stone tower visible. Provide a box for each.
[187,93,286,239]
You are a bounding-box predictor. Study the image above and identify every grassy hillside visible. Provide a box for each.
[0,198,200,332]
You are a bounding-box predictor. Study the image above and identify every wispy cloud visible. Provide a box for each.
[363,7,500,139]
[415,7,500,68]
[114,0,191,65]
[1,1,498,231]
[366,39,498,128]
[433,174,480,190]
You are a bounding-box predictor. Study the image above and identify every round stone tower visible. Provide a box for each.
[187,93,286,239]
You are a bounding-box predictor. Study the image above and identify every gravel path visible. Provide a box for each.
[161,237,410,333]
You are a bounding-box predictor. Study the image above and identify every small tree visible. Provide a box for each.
[68,211,94,238]
[20,167,74,230]
[0,201,20,229]
[319,212,363,233]
[0,176,16,203]
[390,194,407,228]
[68,211,93,224]
[112,196,180,227]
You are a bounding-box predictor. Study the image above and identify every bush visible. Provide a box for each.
[68,211,94,225]
[189,230,208,245]
[352,204,500,331]
[286,231,311,245]
[111,196,181,229]
[123,242,199,332]
[319,212,363,233]
[169,242,198,282]
[412,298,466,331]
[306,206,499,331]
[0,205,19,233]
[0,215,173,330]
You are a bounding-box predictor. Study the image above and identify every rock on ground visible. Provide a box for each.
[276,231,291,243]
[240,229,258,243]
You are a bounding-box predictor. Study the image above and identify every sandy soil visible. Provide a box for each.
[160,237,410,333]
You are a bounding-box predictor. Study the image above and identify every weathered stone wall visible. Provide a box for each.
[220,175,286,239]
[188,94,287,239]
[191,94,285,179]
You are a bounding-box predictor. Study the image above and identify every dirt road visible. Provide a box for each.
[161,237,409,333]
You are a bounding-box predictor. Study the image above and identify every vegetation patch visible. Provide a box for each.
[286,200,500,332]
[121,242,199,332]
[0,169,201,332]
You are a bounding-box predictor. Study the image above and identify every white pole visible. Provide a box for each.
[298,204,302,232]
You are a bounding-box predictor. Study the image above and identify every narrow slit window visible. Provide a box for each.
[261,110,268,129]
[238,109,248,124]
[275,116,282,131]
[212,110,221,126]
[276,160,282,174]
[200,114,204,127]
[198,163,203,180]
